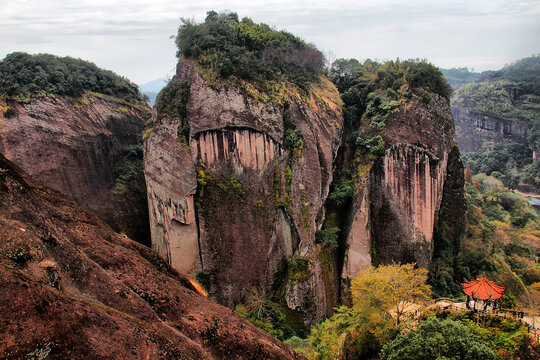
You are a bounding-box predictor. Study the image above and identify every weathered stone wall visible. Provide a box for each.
[453,107,529,153]
[0,95,150,244]
[144,58,343,320]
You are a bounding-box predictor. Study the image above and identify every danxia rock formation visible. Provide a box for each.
[0,94,151,244]
[0,153,303,360]
[145,59,465,321]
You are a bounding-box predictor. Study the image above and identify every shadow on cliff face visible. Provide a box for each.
[0,153,303,360]
[0,95,151,246]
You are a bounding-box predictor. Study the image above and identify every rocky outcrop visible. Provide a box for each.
[370,90,459,267]
[145,58,343,320]
[0,153,302,360]
[0,94,150,244]
[146,59,465,321]
[453,107,529,152]
[341,90,463,278]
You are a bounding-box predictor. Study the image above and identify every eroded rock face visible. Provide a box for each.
[146,60,464,321]
[0,95,150,244]
[341,90,463,280]
[453,107,529,152]
[0,153,302,360]
[370,91,460,268]
[145,58,343,319]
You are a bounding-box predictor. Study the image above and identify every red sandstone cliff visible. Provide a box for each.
[145,60,465,322]
[341,88,465,282]
[0,94,150,244]
[145,58,343,321]
[0,153,302,359]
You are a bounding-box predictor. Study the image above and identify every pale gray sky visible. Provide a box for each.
[2,0,539,84]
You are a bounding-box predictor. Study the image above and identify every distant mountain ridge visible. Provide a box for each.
[139,78,167,106]
[139,77,167,93]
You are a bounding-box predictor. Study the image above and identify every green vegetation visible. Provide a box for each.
[154,79,191,147]
[0,52,144,105]
[430,174,540,299]
[288,256,311,283]
[288,264,431,359]
[235,287,307,341]
[195,269,210,289]
[329,58,450,179]
[462,142,537,189]
[315,228,340,249]
[113,144,145,196]
[440,67,480,89]
[176,11,324,88]
[433,310,529,357]
[284,263,532,359]
[453,56,540,190]
[380,317,498,360]
[489,55,540,95]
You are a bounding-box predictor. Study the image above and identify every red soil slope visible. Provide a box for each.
[0,153,302,360]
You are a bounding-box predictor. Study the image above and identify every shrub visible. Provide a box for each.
[289,257,311,282]
[176,11,324,88]
[315,227,340,249]
[196,270,210,288]
[0,52,144,104]
[380,317,498,360]
[284,129,304,150]
[155,79,191,146]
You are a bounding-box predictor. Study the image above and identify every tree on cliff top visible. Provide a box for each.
[0,52,144,105]
[175,11,325,88]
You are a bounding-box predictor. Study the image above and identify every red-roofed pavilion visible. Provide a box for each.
[462,275,506,300]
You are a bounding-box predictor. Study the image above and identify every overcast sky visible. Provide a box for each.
[2,0,539,84]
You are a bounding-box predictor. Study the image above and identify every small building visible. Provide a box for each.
[462,275,506,311]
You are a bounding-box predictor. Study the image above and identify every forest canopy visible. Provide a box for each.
[175,11,325,87]
[0,52,144,105]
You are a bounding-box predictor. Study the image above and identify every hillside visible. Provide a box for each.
[144,11,465,331]
[0,52,144,105]
[0,53,151,244]
[0,152,302,359]
[450,56,540,192]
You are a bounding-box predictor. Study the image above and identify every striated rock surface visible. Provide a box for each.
[0,94,150,244]
[370,90,459,268]
[146,58,465,321]
[340,89,463,279]
[0,153,303,360]
[145,58,343,321]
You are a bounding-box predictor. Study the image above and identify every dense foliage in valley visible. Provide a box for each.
[0,52,144,105]
[284,263,531,359]
[175,11,325,88]
[430,171,540,302]
[452,56,540,190]
[462,142,540,189]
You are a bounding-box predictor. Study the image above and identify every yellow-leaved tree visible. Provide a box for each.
[351,263,432,327]
[301,263,432,360]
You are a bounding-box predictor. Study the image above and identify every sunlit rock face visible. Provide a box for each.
[341,89,464,278]
[144,57,343,320]
[194,127,283,171]
[371,144,447,267]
